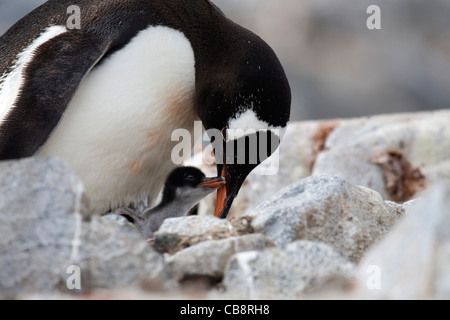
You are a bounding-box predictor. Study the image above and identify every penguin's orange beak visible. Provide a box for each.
[214,166,227,217]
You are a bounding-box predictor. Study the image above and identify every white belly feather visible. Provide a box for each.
[38,26,197,214]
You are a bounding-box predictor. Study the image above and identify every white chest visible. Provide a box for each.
[38,26,197,214]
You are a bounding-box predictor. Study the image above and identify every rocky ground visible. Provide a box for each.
[1,110,450,300]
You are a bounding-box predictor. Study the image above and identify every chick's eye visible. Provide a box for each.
[185,175,195,182]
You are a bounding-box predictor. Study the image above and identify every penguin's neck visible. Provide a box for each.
[143,188,197,220]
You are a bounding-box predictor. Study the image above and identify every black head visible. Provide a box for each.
[195,26,291,219]
[160,166,225,206]
[165,166,207,189]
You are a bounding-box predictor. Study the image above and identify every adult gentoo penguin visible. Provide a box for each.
[0,0,291,218]
[117,166,225,239]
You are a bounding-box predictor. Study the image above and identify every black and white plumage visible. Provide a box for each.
[0,0,291,218]
[117,166,225,239]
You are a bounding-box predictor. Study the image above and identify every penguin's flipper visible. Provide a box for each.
[0,31,112,160]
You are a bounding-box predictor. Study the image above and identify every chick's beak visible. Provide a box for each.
[197,176,226,189]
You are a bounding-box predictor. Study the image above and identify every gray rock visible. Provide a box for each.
[249,174,402,262]
[0,158,168,299]
[165,234,274,281]
[153,216,237,254]
[313,111,450,202]
[0,158,88,299]
[222,240,355,299]
[353,183,450,299]
[81,215,169,291]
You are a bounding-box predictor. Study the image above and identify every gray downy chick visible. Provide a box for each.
[117,166,225,240]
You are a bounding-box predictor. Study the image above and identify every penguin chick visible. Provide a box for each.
[117,166,225,240]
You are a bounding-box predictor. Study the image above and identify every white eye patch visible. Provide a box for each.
[227,109,286,141]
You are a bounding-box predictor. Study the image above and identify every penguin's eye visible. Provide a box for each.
[185,175,195,182]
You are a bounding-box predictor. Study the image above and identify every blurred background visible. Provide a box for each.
[1,0,449,121]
